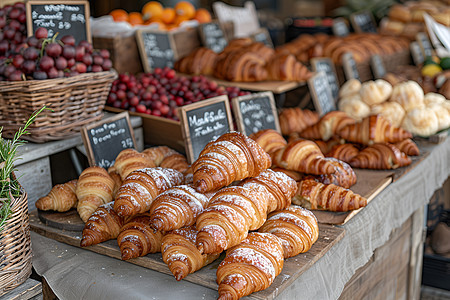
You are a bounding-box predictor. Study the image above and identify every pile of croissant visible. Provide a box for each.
[174,38,311,82]
[36,132,330,300]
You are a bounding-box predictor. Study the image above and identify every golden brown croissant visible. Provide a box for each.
[114,167,184,217]
[266,53,312,82]
[142,146,177,166]
[326,144,360,163]
[271,167,305,182]
[393,139,420,156]
[76,167,115,222]
[161,226,220,281]
[258,205,319,258]
[174,47,218,75]
[80,201,128,247]
[271,139,336,175]
[35,179,78,212]
[294,179,367,211]
[300,111,356,141]
[112,148,156,180]
[349,143,412,169]
[159,153,189,173]
[117,212,163,260]
[192,131,271,193]
[216,232,284,300]
[249,129,287,157]
[308,157,357,189]
[337,115,412,145]
[214,50,268,82]
[278,107,319,136]
[149,185,209,232]
[108,171,122,198]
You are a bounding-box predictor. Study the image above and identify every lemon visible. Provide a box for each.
[421,64,442,77]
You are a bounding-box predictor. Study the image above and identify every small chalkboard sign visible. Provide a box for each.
[342,52,360,81]
[311,58,339,100]
[410,41,425,65]
[199,22,228,53]
[332,17,349,37]
[26,0,91,43]
[136,29,177,73]
[251,28,273,48]
[232,91,280,136]
[308,71,336,116]
[81,112,136,169]
[416,32,433,58]
[178,95,234,163]
[350,11,377,33]
[370,54,386,79]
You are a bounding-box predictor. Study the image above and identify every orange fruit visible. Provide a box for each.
[110,9,129,22]
[142,1,164,21]
[194,8,211,23]
[174,1,196,19]
[128,12,144,26]
[145,19,167,30]
[173,15,190,26]
[161,7,176,24]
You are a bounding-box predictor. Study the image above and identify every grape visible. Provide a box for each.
[47,67,59,79]
[0,16,6,29]
[75,46,85,61]
[12,55,24,68]
[92,54,103,66]
[82,54,92,66]
[60,35,76,46]
[102,59,112,71]
[35,27,48,39]
[99,49,110,59]
[17,12,26,24]
[26,36,39,48]
[4,65,16,77]
[0,40,9,55]
[8,8,21,20]
[79,40,93,53]
[8,70,23,81]
[67,58,75,68]
[62,45,75,59]
[9,19,21,30]
[39,56,55,71]
[33,70,48,80]
[23,47,38,60]
[45,43,62,58]
[4,28,15,40]
[91,65,102,72]
[22,60,36,74]
[74,62,87,73]
[55,56,67,70]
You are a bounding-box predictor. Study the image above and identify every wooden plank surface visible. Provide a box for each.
[29,210,344,300]
[0,279,42,300]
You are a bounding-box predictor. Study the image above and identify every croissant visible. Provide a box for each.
[35,179,77,212]
[108,171,122,198]
[216,232,284,300]
[266,53,312,82]
[279,107,319,136]
[258,205,319,258]
[271,139,336,175]
[142,146,177,166]
[80,202,128,247]
[337,115,412,145]
[117,213,163,260]
[149,185,209,232]
[214,50,268,82]
[114,167,184,217]
[271,167,305,182]
[192,131,271,193]
[326,144,360,163]
[112,148,156,180]
[174,47,218,75]
[76,167,115,222]
[248,129,287,157]
[300,111,356,141]
[159,153,189,173]
[294,179,367,212]
[349,143,412,169]
[161,227,220,281]
[393,139,420,156]
[308,157,357,189]
[288,134,341,155]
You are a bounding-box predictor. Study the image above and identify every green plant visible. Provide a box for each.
[0,106,46,230]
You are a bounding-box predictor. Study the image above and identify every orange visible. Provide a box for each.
[194,8,211,23]
[173,15,190,26]
[110,9,129,22]
[174,1,195,19]
[161,7,176,24]
[145,19,167,30]
[128,12,144,26]
[142,1,164,21]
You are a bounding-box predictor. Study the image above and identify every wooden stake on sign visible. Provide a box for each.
[26,0,92,43]
[311,57,339,101]
[178,95,234,164]
[81,112,136,169]
[308,71,336,116]
[136,29,178,73]
[232,91,280,136]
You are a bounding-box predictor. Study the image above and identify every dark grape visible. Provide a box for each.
[47,67,59,79]
[78,40,93,53]
[0,16,6,29]
[4,28,15,40]
[17,12,26,24]
[8,70,23,81]
[99,49,110,59]
[92,54,103,66]
[4,65,16,77]
[12,55,24,68]
[91,65,102,72]
[39,55,55,71]
[60,35,76,46]
[0,40,8,55]
[23,47,38,60]
[45,43,62,58]
[35,27,48,39]
[62,45,75,59]
[74,62,87,73]
[82,54,92,66]
[9,19,21,30]
[55,56,67,70]
[22,60,36,74]
[102,59,112,71]
[75,46,85,61]
[26,36,39,48]
[67,58,75,68]
[33,70,48,80]
[8,8,21,19]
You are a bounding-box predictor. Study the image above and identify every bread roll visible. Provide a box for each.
[370,101,406,128]
[360,79,393,106]
[427,103,450,131]
[338,94,371,121]
[424,92,446,106]
[339,79,361,99]
[402,107,439,136]
[389,5,412,23]
[391,80,424,111]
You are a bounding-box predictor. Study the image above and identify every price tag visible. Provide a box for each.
[311,58,339,100]
[308,71,336,116]
[332,17,349,37]
[416,32,433,58]
[81,112,136,169]
[26,0,91,43]
[136,29,177,72]
[251,28,273,48]
[199,22,228,53]
[410,41,425,65]
[232,91,280,136]
[178,95,234,163]
[342,52,360,81]
[350,11,377,33]
[370,54,386,79]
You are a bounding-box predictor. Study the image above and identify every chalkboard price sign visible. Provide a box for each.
[26,1,91,44]
[342,52,360,81]
[332,18,349,37]
[308,71,336,116]
[251,28,273,48]
[199,22,228,53]
[81,112,136,169]
[350,11,377,33]
[136,29,176,73]
[410,41,425,66]
[232,91,280,136]
[178,95,234,163]
[370,55,386,79]
[311,58,339,100]
[416,32,433,58]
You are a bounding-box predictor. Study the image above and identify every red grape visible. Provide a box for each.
[39,56,55,71]
[33,70,48,80]
[62,45,75,59]
[55,56,67,70]
[67,58,75,68]
[47,67,59,79]
[92,54,103,66]
[99,49,110,59]
[61,35,76,46]
[102,59,112,71]
[22,60,36,74]
[0,40,9,55]
[17,12,26,24]
[74,62,87,73]
[78,40,93,53]
[4,65,16,77]
[136,104,147,113]
[45,43,62,58]
[8,8,21,19]
[12,55,24,68]
[9,19,21,30]
[75,46,85,61]
[0,16,6,29]
[26,36,39,48]
[91,65,102,72]
[35,27,48,39]
[82,54,92,66]
[8,70,23,81]
[4,28,15,40]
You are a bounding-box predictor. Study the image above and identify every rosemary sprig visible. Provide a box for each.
[0,106,47,230]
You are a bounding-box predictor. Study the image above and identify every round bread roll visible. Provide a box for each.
[380,19,405,35]
[338,94,371,121]
[389,5,412,23]
[428,103,450,131]
[339,79,362,98]
[390,80,425,111]
[402,107,439,136]
[371,101,406,127]
[360,79,393,106]
[424,92,446,106]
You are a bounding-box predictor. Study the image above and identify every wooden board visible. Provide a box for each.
[391,149,430,182]
[29,210,344,300]
[37,209,84,232]
[0,278,42,300]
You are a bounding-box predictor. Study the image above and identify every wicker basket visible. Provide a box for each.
[0,177,32,296]
[0,70,118,143]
